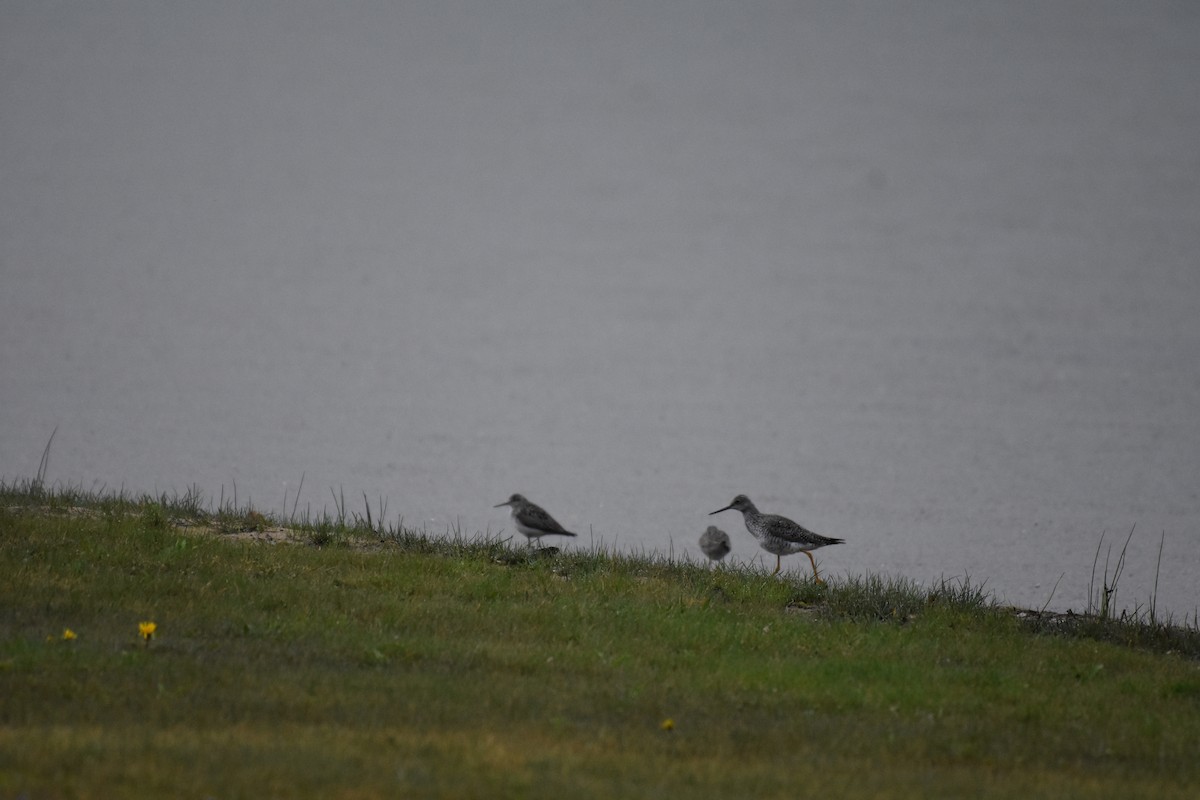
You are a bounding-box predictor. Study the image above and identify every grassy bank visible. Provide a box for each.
[2,481,1199,798]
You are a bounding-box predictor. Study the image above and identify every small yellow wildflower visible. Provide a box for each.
[62,629,77,641]
[139,621,157,643]
[660,718,675,732]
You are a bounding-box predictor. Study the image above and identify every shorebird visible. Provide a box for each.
[709,494,843,581]
[493,494,579,548]
[698,525,732,564]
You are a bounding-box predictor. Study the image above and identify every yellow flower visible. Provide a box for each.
[660,718,675,732]
[139,621,157,642]
[62,629,77,641]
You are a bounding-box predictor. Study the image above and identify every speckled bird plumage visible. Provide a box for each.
[698,525,732,563]
[494,493,578,545]
[710,494,843,580]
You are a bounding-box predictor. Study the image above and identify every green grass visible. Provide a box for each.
[2,481,1199,798]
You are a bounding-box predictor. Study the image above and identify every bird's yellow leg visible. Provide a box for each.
[804,551,824,583]
[772,555,782,575]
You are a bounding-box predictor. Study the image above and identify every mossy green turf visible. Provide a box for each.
[2,502,1198,798]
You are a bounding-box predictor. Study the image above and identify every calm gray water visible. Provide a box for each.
[3,2,1198,615]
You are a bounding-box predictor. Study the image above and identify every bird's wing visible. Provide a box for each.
[766,514,821,544]
[524,503,570,534]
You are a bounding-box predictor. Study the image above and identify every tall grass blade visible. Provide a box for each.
[33,426,58,493]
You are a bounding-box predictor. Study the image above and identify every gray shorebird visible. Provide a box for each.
[698,525,732,564]
[709,494,843,581]
[494,494,579,548]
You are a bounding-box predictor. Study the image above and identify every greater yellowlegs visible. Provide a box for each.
[494,494,579,547]
[709,494,843,581]
[698,525,732,563]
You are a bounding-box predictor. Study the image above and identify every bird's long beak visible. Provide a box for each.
[493,501,512,508]
[709,504,734,515]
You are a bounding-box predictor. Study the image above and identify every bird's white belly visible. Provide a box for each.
[515,520,546,538]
